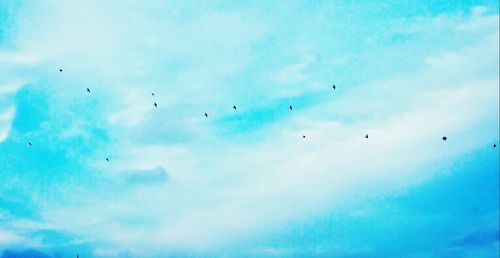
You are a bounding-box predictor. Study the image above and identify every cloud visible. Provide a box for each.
[121,166,169,186]
[0,1,498,257]
[270,54,314,85]
[35,29,498,254]
[0,52,40,66]
[0,62,32,143]
[0,230,24,246]
[0,107,15,142]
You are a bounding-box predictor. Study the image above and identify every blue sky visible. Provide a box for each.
[0,0,499,257]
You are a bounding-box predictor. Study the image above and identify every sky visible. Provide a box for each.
[0,0,499,257]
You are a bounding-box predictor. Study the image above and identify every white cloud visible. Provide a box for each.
[0,59,33,142]
[0,2,498,256]
[0,104,16,143]
[271,54,315,85]
[34,25,499,254]
[0,230,24,246]
[0,51,41,66]
[0,81,25,95]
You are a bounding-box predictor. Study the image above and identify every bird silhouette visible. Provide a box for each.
[28,142,32,146]
[205,113,208,117]
[302,135,306,139]
[365,134,369,139]
[154,102,157,108]
[494,144,497,148]
[233,105,237,110]
[151,92,155,96]
[106,158,109,162]
[59,69,63,72]
[289,105,293,111]
[442,136,447,141]
[86,88,90,93]
[332,84,336,90]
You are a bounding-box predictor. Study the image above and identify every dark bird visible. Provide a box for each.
[106,158,109,162]
[205,113,208,117]
[154,102,157,108]
[59,69,63,72]
[151,92,155,96]
[494,144,497,148]
[289,105,293,111]
[442,136,447,141]
[233,105,237,110]
[302,135,306,139]
[86,88,90,93]
[28,142,32,146]
[365,134,369,139]
[332,84,336,90]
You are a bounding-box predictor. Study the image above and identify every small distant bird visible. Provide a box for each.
[59,69,63,72]
[233,105,237,110]
[151,92,155,96]
[332,84,336,90]
[289,105,293,111]
[365,134,369,139]
[494,144,497,148]
[302,135,306,139]
[154,102,157,108]
[86,88,90,93]
[205,113,208,117]
[442,136,447,141]
[106,158,109,162]
[28,142,32,146]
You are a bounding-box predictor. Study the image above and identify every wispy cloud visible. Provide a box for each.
[0,1,498,257]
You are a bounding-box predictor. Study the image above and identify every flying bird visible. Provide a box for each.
[151,92,155,96]
[442,136,447,141]
[494,144,497,148]
[233,105,237,110]
[59,69,63,72]
[106,158,109,162]
[332,84,336,90]
[205,113,208,117]
[302,135,306,139]
[86,88,90,93]
[28,142,32,147]
[289,105,293,111]
[365,134,369,139]
[154,102,157,108]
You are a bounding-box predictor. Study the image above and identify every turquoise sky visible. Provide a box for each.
[0,1,499,257]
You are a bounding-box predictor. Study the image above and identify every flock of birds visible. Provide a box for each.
[26,68,498,162]
[23,68,496,258]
